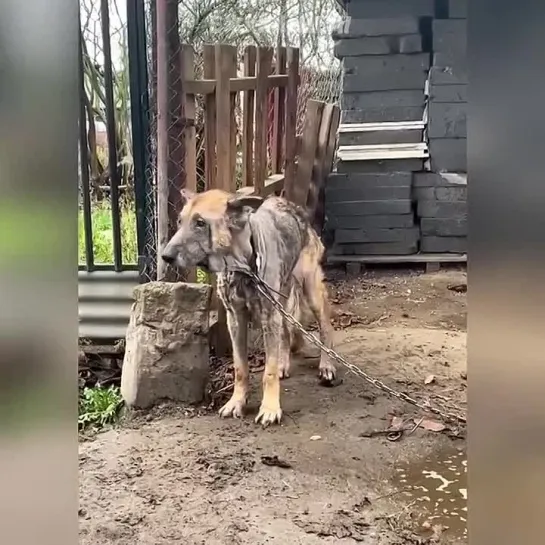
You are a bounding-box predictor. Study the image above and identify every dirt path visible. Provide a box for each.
[79,268,467,545]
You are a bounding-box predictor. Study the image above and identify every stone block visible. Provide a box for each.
[341,105,425,122]
[420,236,467,253]
[346,0,434,18]
[341,90,425,110]
[332,16,420,39]
[338,127,423,146]
[449,0,468,19]
[429,64,468,85]
[427,102,467,138]
[121,282,212,409]
[327,199,413,216]
[327,213,415,229]
[344,53,430,77]
[335,242,418,255]
[414,186,467,201]
[326,184,411,202]
[414,172,467,187]
[429,138,467,172]
[420,218,468,236]
[417,200,467,218]
[335,226,420,244]
[399,34,423,53]
[428,83,467,103]
[337,158,424,174]
[432,19,467,56]
[328,172,413,189]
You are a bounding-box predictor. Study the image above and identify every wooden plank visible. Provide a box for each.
[203,45,216,190]
[242,46,256,187]
[183,74,290,95]
[236,173,284,197]
[253,47,274,195]
[284,47,299,190]
[327,253,467,264]
[285,99,323,207]
[271,47,287,173]
[215,44,237,191]
[180,45,197,282]
[226,47,238,187]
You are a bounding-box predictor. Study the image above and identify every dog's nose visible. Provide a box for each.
[161,252,175,265]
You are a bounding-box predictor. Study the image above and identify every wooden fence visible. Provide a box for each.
[156,43,340,355]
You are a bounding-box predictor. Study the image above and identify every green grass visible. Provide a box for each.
[79,201,137,265]
[79,385,123,430]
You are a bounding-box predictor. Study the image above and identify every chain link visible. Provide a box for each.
[248,272,467,426]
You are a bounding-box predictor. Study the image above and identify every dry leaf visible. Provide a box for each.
[424,374,436,385]
[419,419,446,433]
[310,435,322,441]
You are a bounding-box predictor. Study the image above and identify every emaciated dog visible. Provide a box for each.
[161,189,337,426]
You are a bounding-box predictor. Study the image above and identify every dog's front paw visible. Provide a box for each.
[219,396,246,419]
[255,404,283,427]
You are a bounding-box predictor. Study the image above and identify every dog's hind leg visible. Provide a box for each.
[219,308,249,419]
[302,266,337,384]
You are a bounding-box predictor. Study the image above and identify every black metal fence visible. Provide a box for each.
[78,0,152,279]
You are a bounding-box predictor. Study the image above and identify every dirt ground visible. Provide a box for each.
[79,267,467,545]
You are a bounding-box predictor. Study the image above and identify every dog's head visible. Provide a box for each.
[161,188,263,273]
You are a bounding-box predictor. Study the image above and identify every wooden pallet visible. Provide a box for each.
[326,252,467,274]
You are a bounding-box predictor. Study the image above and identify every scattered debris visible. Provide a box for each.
[419,419,447,433]
[261,455,293,469]
[460,371,467,380]
[424,374,436,385]
[309,435,322,441]
[293,510,370,542]
[447,283,467,293]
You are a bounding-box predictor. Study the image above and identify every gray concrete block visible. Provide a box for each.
[414,172,467,187]
[417,200,467,218]
[335,37,394,57]
[399,34,423,53]
[341,90,425,110]
[335,242,419,255]
[327,213,415,229]
[421,236,467,253]
[327,184,411,202]
[429,63,468,85]
[414,186,467,201]
[428,83,467,103]
[432,19,467,56]
[427,102,467,138]
[338,127,423,146]
[449,0,468,19]
[328,172,413,189]
[335,226,420,244]
[332,17,420,39]
[341,105,425,122]
[327,199,413,216]
[337,158,424,174]
[429,138,467,172]
[433,52,467,71]
[420,218,467,236]
[344,53,430,77]
[346,0,434,18]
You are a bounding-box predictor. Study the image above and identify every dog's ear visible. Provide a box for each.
[180,188,196,205]
[226,195,264,229]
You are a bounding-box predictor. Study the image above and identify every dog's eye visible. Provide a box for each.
[194,217,207,228]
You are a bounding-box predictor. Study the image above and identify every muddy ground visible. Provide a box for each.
[79,267,467,545]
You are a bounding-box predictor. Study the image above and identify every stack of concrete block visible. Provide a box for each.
[333,14,431,123]
[426,0,467,172]
[326,171,419,255]
[414,172,467,253]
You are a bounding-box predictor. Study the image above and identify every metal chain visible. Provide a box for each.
[248,272,467,425]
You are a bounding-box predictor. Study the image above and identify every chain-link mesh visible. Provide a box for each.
[80,0,342,279]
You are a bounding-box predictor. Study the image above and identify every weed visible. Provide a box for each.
[79,385,123,430]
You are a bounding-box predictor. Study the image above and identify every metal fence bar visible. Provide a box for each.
[78,11,95,273]
[127,0,153,282]
[99,0,123,272]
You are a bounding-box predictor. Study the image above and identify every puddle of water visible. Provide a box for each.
[392,445,467,540]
